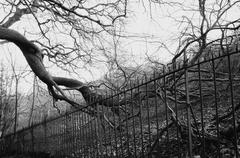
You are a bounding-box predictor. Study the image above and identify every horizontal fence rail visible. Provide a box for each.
[1,48,240,158]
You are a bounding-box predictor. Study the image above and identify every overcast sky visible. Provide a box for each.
[0,1,173,93]
[1,0,239,94]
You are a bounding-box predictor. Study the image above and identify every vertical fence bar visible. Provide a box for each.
[54,121,56,156]
[60,119,64,156]
[124,87,130,156]
[163,67,169,143]
[91,113,95,158]
[87,112,91,158]
[81,108,85,157]
[112,90,119,158]
[69,115,72,156]
[76,113,78,156]
[197,60,206,158]
[131,81,137,158]
[117,87,124,157]
[65,114,68,156]
[81,112,85,157]
[86,109,91,157]
[212,55,220,157]
[83,111,87,158]
[184,56,193,157]
[73,113,76,157]
[97,103,103,157]
[227,49,239,158]
[154,71,159,141]
[86,111,90,158]
[69,114,72,156]
[51,121,53,155]
[79,112,83,157]
[80,112,83,157]
[153,71,160,158]
[68,113,75,157]
[85,112,89,158]
[79,111,82,157]
[90,108,95,158]
[67,114,70,156]
[173,63,181,158]
[54,122,56,155]
[138,78,144,157]
[145,75,151,158]
[90,113,93,158]
[63,115,66,156]
[105,91,112,157]
[75,111,79,157]
[101,99,108,157]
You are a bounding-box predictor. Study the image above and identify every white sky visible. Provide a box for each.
[1,0,240,93]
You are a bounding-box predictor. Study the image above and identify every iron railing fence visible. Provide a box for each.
[0,47,240,158]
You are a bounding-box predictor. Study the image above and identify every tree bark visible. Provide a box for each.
[0,27,140,118]
[0,27,53,86]
[0,27,120,112]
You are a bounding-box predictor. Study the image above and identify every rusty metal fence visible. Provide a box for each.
[0,47,240,157]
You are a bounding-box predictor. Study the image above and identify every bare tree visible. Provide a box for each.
[0,0,128,117]
[137,0,240,65]
[173,0,239,63]
[0,0,127,71]
[1,0,240,121]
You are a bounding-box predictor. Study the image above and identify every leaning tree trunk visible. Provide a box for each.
[0,27,87,108]
[0,27,123,114]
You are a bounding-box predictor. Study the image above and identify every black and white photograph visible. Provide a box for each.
[0,0,240,157]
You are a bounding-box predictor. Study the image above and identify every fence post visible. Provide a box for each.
[184,53,193,158]
[96,103,103,156]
